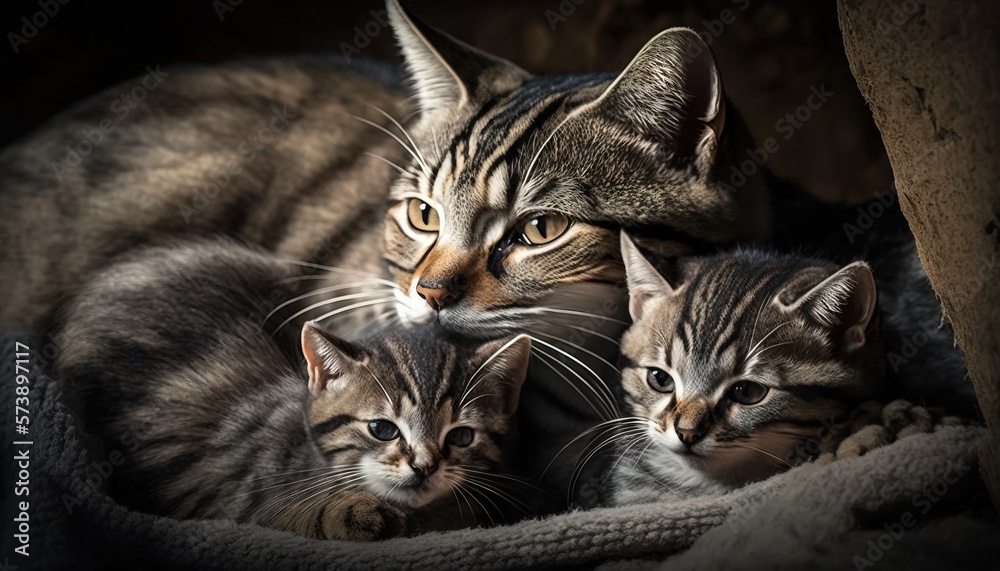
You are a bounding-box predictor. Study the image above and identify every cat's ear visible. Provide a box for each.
[301,322,363,397]
[386,0,531,116]
[782,262,879,355]
[473,334,531,415]
[587,28,724,174]
[621,233,678,321]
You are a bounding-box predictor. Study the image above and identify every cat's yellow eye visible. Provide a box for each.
[521,213,570,245]
[407,198,440,232]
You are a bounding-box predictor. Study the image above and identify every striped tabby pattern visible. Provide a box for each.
[606,236,884,504]
[55,241,532,540]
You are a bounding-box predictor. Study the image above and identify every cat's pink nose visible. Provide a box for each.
[415,279,464,311]
[409,458,439,478]
[675,426,705,446]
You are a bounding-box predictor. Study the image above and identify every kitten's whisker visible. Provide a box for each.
[251,471,367,522]
[457,480,503,525]
[460,474,534,516]
[530,343,619,419]
[745,320,793,362]
[600,434,650,487]
[538,417,651,480]
[752,341,793,358]
[531,349,611,421]
[568,427,649,505]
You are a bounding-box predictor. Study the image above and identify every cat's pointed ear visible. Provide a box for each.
[386,0,530,116]
[621,233,677,322]
[782,262,879,355]
[473,334,531,415]
[589,28,724,173]
[301,322,363,397]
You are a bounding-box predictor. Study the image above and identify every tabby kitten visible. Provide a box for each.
[55,240,531,539]
[606,235,884,504]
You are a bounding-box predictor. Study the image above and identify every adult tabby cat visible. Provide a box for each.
[55,240,533,539]
[0,3,972,436]
[605,235,886,504]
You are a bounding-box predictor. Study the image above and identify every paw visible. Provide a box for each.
[322,492,407,542]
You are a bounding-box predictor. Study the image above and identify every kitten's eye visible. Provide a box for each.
[646,368,675,393]
[729,381,769,406]
[406,199,440,232]
[445,427,474,447]
[520,213,570,245]
[367,420,401,441]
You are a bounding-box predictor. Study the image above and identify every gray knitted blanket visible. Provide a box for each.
[1,332,995,570]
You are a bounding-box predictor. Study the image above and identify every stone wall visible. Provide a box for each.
[838,0,1000,509]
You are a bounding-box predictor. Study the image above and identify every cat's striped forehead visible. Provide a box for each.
[624,253,836,394]
[392,75,614,227]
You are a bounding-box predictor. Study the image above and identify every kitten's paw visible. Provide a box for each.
[835,424,889,458]
[322,492,407,542]
[880,399,934,439]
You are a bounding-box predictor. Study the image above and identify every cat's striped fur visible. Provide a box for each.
[606,236,884,504]
[55,240,532,540]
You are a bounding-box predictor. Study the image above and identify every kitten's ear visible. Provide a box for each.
[588,28,724,173]
[621,233,677,322]
[473,334,532,415]
[782,262,879,355]
[386,0,531,116]
[301,322,363,397]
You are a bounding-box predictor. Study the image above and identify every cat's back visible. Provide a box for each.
[54,241,303,422]
[0,56,409,328]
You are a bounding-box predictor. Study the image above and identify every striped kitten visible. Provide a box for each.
[55,241,531,540]
[606,235,884,504]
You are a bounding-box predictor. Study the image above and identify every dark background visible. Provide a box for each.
[0,0,891,203]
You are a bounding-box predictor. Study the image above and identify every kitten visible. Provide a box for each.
[604,235,884,504]
[55,240,532,540]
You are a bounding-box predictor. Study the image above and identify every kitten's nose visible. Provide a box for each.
[675,425,705,446]
[415,279,464,311]
[409,457,439,479]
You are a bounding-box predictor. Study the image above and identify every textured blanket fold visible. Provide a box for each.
[1,332,993,570]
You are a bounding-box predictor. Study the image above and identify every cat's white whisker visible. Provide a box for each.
[531,348,613,421]
[271,293,397,335]
[363,151,406,174]
[349,114,431,176]
[531,307,630,325]
[531,331,621,374]
[529,341,620,419]
[263,282,397,325]
[364,103,431,175]
[568,427,649,505]
[279,259,400,290]
[538,417,651,480]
